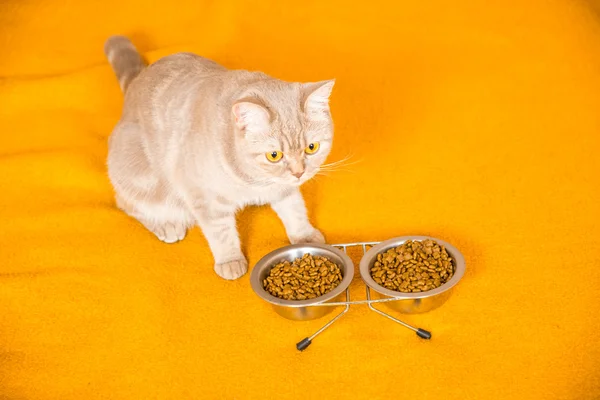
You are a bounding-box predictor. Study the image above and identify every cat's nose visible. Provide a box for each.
[292,171,304,179]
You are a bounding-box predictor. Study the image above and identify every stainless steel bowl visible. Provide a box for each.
[359,236,465,314]
[250,243,354,321]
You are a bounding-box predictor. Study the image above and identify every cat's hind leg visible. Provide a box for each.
[115,194,191,243]
[108,122,193,243]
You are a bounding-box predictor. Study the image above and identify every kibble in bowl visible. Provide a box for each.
[263,253,343,300]
[250,243,354,321]
[359,236,465,314]
[370,239,455,293]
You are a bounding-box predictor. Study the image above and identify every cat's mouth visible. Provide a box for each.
[281,176,306,187]
[291,171,316,186]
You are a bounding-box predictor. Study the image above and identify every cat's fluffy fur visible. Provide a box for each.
[104,36,335,280]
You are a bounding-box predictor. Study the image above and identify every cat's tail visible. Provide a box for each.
[104,35,147,93]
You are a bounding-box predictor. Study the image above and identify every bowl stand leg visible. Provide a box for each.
[296,289,351,351]
[366,287,432,340]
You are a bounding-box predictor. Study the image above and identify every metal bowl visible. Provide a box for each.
[359,236,466,314]
[250,243,354,321]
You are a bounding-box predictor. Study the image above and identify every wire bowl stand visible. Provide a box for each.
[296,241,432,351]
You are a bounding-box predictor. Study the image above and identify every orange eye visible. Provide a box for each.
[305,142,320,154]
[266,150,283,162]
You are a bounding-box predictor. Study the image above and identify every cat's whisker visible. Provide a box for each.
[315,166,357,176]
[318,165,359,172]
[319,161,361,171]
[324,158,363,167]
[320,153,359,169]
[319,155,363,174]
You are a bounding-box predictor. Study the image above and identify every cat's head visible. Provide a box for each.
[232,79,335,187]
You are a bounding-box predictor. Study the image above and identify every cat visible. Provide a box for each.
[104,36,335,280]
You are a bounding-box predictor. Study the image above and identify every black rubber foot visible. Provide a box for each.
[417,328,432,339]
[296,338,312,351]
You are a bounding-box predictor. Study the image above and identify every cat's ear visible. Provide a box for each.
[303,79,335,120]
[232,101,270,135]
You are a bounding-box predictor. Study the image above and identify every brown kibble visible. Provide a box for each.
[263,253,343,300]
[369,239,455,293]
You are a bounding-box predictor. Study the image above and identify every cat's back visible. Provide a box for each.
[132,52,270,95]
[131,52,226,91]
[150,52,226,75]
[122,52,227,117]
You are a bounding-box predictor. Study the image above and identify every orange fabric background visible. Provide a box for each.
[1,0,600,399]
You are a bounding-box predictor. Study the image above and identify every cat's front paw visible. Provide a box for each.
[289,228,326,245]
[214,258,248,280]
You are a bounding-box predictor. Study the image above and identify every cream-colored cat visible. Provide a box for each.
[104,36,335,280]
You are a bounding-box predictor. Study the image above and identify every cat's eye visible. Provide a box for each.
[305,142,320,154]
[266,150,283,162]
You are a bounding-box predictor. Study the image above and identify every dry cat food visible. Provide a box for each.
[263,253,343,300]
[370,239,455,293]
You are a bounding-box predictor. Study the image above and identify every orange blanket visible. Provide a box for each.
[1,0,599,398]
